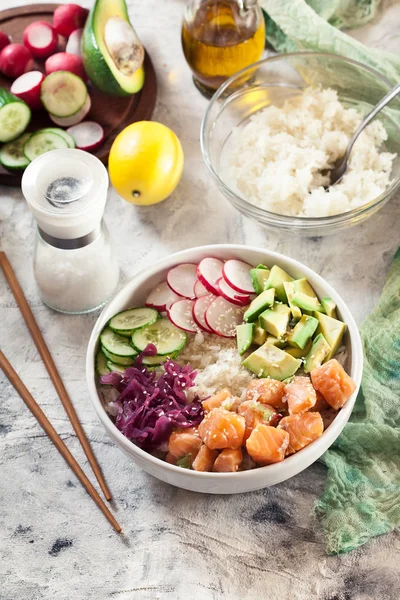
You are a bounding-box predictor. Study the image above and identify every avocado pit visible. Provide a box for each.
[104,17,144,77]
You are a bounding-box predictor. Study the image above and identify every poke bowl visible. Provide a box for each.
[86,245,363,494]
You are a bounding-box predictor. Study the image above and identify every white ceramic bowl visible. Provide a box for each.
[86,245,363,494]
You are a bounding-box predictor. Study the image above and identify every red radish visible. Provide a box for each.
[192,295,215,333]
[23,21,58,59]
[217,277,251,306]
[145,281,180,312]
[0,31,10,52]
[53,4,88,38]
[168,299,199,333]
[0,44,32,79]
[167,263,197,299]
[45,52,87,81]
[194,279,209,298]
[10,71,45,110]
[65,27,83,56]
[50,94,91,127]
[222,259,254,294]
[196,257,224,295]
[205,297,245,338]
[66,121,104,151]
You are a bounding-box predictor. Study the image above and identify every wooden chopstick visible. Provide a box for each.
[0,350,121,533]
[0,251,112,502]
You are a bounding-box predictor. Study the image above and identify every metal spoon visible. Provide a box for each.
[327,81,400,186]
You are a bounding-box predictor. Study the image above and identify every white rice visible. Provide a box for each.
[228,87,396,217]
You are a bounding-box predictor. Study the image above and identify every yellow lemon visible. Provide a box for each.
[108,121,184,205]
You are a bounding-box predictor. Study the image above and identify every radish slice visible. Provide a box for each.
[66,121,104,151]
[194,279,209,298]
[145,281,180,311]
[50,94,91,127]
[217,277,250,306]
[168,299,199,333]
[205,297,245,338]
[193,295,215,333]
[66,28,83,56]
[23,21,58,59]
[10,71,45,110]
[196,257,224,295]
[222,259,254,294]
[167,263,197,299]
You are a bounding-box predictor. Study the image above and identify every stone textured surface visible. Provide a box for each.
[1,1,400,599]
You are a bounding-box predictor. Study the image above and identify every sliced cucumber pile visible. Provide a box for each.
[0,89,31,143]
[109,307,158,336]
[40,127,76,148]
[0,133,31,170]
[24,130,69,161]
[100,327,137,357]
[132,318,187,355]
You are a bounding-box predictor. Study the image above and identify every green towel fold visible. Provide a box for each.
[315,249,400,554]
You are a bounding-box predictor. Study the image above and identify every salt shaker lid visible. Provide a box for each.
[21,148,109,240]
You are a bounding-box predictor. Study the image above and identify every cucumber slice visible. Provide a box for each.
[131,318,186,355]
[96,349,110,376]
[0,133,31,170]
[106,361,126,373]
[102,346,136,365]
[109,307,158,335]
[142,353,177,366]
[24,130,68,161]
[100,326,137,357]
[0,90,31,143]
[40,127,76,148]
[41,71,87,118]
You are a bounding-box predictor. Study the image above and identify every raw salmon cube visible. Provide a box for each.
[198,408,245,450]
[213,448,243,472]
[284,376,316,415]
[246,424,289,465]
[311,359,356,410]
[278,412,324,455]
[202,388,233,413]
[246,378,286,410]
[238,400,276,440]
[168,427,202,459]
[192,445,218,472]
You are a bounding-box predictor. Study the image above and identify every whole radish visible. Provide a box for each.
[0,31,10,52]
[0,43,32,79]
[45,52,87,81]
[23,21,58,59]
[53,4,88,37]
[10,71,45,110]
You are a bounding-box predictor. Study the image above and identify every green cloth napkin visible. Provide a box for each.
[314,249,400,554]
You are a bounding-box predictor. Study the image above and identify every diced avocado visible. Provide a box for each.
[242,343,301,381]
[176,454,192,469]
[315,311,346,359]
[321,297,337,319]
[265,265,293,303]
[259,303,291,339]
[244,288,275,322]
[250,266,270,294]
[266,335,287,349]
[283,281,302,321]
[253,321,267,346]
[292,278,317,297]
[236,323,254,356]
[286,341,312,359]
[287,314,319,349]
[291,291,322,312]
[303,333,331,373]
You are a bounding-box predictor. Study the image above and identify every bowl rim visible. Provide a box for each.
[86,244,364,482]
[200,51,400,226]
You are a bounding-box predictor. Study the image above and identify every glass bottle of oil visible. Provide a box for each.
[182,0,265,96]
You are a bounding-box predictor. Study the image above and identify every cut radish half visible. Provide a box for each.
[66,121,104,151]
[66,28,83,56]
[194,279,209,298]
[205,297,245,338]
[217,277,250,306]
[192,295,215,333]
[222,259,254,294]
[196,257,224,295]
[23,20,58,59]
[168,299,199,333]
[167,263,197,299]
[145,281,180,311]
[50,94,91,127]
[10,70,45,110]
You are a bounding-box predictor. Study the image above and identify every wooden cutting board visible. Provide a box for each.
[0,3,157,186]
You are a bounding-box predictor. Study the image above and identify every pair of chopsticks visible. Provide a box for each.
[0,252,121,533]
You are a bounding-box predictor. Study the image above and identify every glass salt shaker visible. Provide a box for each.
[21,149,120,314]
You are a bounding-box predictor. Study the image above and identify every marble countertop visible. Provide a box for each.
[1,1,400,598]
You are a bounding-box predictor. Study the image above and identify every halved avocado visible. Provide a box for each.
[82,0,145,96]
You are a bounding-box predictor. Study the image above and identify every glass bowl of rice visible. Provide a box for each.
[201,52,400,236]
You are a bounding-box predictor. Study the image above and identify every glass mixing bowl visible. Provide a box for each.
[201,52,400,235]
